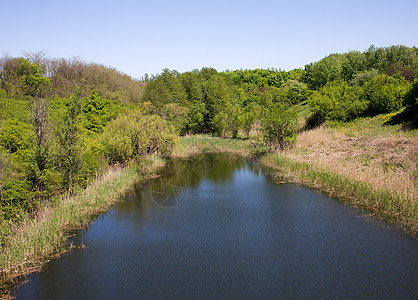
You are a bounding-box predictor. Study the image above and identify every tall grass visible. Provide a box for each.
[0,156,165,293]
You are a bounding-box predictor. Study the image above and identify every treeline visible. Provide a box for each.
[302,45,418,126]
[0,53,145,103]
[142,45,418,136]
[143,67,307,137]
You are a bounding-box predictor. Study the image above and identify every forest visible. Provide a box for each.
[0,45,417,246]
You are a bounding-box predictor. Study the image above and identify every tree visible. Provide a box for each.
[362,74,410,115]
[308,80,365,122]
[57,87,83,196]
[28,96,51,201]
[186,101,207,134]
[261,104,298,150]
[143,69,187,108]
[301,53,344,89]
[161,103,189,134]
[84,89,111,133]
[203,74,232,128]
[403,78,418,127]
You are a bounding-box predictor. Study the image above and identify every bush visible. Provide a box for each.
[100,111,178,164]
[261,104,298,150]
[308,80,366,123]
[362,74,410,115]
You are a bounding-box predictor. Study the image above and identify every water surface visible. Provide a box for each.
[14,153,418,299]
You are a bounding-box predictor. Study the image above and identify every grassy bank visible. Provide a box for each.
[260,154,417,236]
[0,156,165,294]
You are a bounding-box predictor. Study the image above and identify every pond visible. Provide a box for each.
[13,153,418,299]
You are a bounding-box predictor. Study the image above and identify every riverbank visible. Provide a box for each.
[0,157,165,296]
[175,131,417,237]
[262,126,417,236]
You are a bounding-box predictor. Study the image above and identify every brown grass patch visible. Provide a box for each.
[288,127,417,205]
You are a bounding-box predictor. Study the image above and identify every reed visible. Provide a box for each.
[260,145,417,237]
[0,157,165,294]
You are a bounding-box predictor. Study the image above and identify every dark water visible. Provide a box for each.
[13,153,418,299]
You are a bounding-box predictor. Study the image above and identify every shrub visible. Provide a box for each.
[261,104,298,150]
[362,74,410,115]
[308,80,366,123]
[100,111,178,164]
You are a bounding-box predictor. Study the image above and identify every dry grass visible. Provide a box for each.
[292,127,418,202]
[260,124,417,235]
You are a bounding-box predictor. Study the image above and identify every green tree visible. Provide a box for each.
[100,111,177,164]
[203,74,232,129]
[362,74,410,115]
[161,103,189,134]
[301,53,344,89]
[261,104,298,150]
[84,89,111,133]
[308,80,366,122]
[402,78,418,128]
[143,69,187,108]
[57,87,83,196]
[186,101,207,134]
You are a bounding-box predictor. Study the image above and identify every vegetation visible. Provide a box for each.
[1,44,418,293]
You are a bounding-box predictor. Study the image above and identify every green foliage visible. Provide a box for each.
[404,78,418,109]
[180,71,203,103]
[276,80,308,105]
[204,74,232,123]
[341,51,367,81]
[186,101,207,134]
[161,103,189,134]
[83,90,113,133]
[349,69,379,87]
[0,119,32,155]
[19,59,51,99]
[100,111,178,164]
[301,53,344,89]
[261,104,298,150]
[308,80,366,122]
[212,111,228,137]
[143,69,187,108]
[301,45,418,89]
[362,74,410,115]
[225,68,301,88]
[57,87,84,194]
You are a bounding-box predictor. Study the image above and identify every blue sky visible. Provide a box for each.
[2,0,418,79]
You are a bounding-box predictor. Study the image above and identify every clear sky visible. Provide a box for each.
[2,0,417,79]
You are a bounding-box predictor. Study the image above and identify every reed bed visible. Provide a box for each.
[0,156,165,294]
